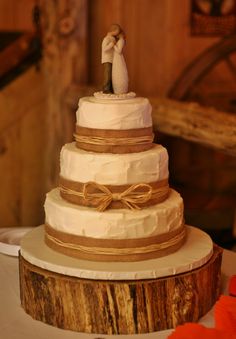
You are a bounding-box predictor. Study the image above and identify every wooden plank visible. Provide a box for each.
[0,127,21,226]
[0,67,47,226]
[20,96,48,225]
[0,32,37,78]
[0,0,35,31]
[151,97,236,157]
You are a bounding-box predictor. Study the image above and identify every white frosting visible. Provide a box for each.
[44,188,184,240]
[60,143,169,185]
[21,225,213,280]
[76,96,152,130]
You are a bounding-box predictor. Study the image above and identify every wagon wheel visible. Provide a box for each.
[168,33,236,101]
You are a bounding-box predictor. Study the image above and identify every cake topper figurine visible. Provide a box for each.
[101,24,128,95]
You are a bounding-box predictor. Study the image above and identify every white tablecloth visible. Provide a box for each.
[0,249,235,339]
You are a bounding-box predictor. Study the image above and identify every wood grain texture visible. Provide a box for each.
[0,33,36,78]
[151,97,236,157]
[19,245,222,334]
[0,0,34,31]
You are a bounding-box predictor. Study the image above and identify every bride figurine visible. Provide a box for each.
[112,29,129,95]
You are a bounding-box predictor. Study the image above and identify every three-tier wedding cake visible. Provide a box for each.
[44,93,186,262]
[19,25,222,335]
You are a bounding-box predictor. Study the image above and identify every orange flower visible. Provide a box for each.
[215,295,236,333]
[168,323,236,339]
[168,294,236,338]
[229,275,236,297]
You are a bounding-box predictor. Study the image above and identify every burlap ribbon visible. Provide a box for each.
[59,177,170,211]
[74,125,154,153]
[45,224,186,262]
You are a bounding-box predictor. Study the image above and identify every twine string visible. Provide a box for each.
[84,182,153,211]
[45,227,186,256]
[60,181,169,211]
[74,133,154,146]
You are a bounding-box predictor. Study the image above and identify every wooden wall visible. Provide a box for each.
[0,0,34,31]
[0,68,48,226]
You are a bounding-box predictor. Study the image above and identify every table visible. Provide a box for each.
[0,249,235,339]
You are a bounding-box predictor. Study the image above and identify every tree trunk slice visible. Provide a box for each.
[19,245,222,335]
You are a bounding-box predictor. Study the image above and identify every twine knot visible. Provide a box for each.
[112,193,122,201]
[83,182,153,212]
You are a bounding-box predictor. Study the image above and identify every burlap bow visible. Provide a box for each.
[83,182,153,212]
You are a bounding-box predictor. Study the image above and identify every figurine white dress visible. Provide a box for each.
[112,36,128,94]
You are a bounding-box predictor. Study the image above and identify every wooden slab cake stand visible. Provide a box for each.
[19,225,222,335]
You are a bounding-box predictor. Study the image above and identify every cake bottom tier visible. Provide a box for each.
[44,188,184,261]
[19,226,222,334]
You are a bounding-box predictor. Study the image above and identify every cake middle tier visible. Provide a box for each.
[45,188,183,240]
[60,142,169,185]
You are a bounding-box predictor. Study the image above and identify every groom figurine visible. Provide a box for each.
[101,24,121,93]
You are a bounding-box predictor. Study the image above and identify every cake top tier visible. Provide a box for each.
[76,95,152,130]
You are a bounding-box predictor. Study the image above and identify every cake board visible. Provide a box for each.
[19,225,222,335]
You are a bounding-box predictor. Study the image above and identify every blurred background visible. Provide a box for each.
[0,0,235,249]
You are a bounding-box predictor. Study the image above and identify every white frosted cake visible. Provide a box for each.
[44,93,186,261]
